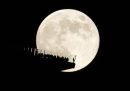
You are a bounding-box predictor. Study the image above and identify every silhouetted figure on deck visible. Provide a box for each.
[73,55,76,63]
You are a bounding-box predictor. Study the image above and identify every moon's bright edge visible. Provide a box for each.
[36,9,100,72]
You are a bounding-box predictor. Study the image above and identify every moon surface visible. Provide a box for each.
[36,9,100,72]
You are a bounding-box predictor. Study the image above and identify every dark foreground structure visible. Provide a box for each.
[2,47,76,84]
[17,47,76,72]
[4,48,75,75]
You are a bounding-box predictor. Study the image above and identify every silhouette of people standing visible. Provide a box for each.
[73,55,76,63]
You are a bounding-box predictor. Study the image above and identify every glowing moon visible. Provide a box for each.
[36,9,100,72]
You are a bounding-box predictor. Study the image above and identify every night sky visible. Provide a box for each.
[2,0,125,90]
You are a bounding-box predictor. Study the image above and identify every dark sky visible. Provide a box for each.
[2,0,125,89]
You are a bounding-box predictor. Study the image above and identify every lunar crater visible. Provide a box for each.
[79,15,85,21]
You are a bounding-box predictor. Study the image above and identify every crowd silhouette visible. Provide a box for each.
[22,47,76,72]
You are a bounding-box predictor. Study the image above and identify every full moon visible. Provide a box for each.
[36,9,100,72]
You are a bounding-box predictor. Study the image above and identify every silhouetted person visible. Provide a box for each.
[73,55,76,63]
[73,58,75,63]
